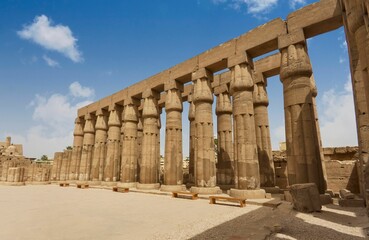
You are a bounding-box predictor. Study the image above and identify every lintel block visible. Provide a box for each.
[278,29,306,50]
[191,68,212,81]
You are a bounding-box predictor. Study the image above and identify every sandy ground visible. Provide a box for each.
[0,185,368,240]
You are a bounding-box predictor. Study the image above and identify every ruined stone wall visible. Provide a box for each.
[273,146,360,193]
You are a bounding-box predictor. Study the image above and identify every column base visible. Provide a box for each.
[117,182,137,188]
[160,184,186,192]
[229,188,266,199]
[25,181,51,185]
[190,186,222,194]
[136,183,160,190]
[0,181,25,186]
[218,184,235,191]
[87,181,102,186]
[101,181,118,187]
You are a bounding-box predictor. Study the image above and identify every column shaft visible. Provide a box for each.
[69,118,84,180]
[231,63,260,190]
[104,108,121,182]
[188,93,196,183]
[215,89,234,185]
[140,92,159,184]
[91,112,107,181]
[164,88,183,186]
[280,43,326,193]
[253,80,275,187]
[193,70,216,188]
[121,104,139,183]
[79,114,95,181]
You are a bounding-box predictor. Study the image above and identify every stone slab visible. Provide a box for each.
[136,183,160,190]
[160,184,186,192]
[229,189,266,199]
[339,198,365,208]
[190,186,222,194]
[289,183,322,213]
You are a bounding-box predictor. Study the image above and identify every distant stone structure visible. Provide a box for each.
[2,0,368,212]
[0,136,51,185]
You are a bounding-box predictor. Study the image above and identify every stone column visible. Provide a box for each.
[342,0,369,211]
[253,75,275,188]
[157,108,162,183]
[228,53,265,199]
[278,30,326,193]
[137,89,160,189]
[78,113,95,182]
[104,106,121,185]
[90,110,107,183]
[69,117,84,181]
[188,90,196,184]
[190,68,220,194]
[136,113,143,183]
[161,80,186,192]
[214,84,234,186]
[119,98,139,188]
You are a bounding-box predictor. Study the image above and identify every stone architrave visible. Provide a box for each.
[104,106,121,184]
[229,54,265,199]
[69,117,84,180]
[138,89,160,189]
[119,100,139,188]
[279,33,326,193]
[161,80,185,192]
[188,91,196,184]
[91,110,108,182]
[214,84,234,186]
[190,68,220,194]
[253,76,275,187]
[78,113,95,182]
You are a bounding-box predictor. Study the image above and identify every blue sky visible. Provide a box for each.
[0,0,356,158]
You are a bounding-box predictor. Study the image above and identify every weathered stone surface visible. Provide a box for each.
[339,189,355,199]
[289,183,322,213]
[320,194,333,205]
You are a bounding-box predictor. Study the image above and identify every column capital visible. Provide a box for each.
[95,111,108,131]
[124,96,141,107]
[280,43,312,80]
[227,51,253,69]
[83,113,95,134]
[278,29,306,50]
[253,82,269,107]
[73,117,84,136]
[107,107,121,127]
[342,0,365,34]
[230,63,254,94]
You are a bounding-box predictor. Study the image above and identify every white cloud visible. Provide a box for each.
[272,124,285,150]
[4,82,94,158]
[69,81,95,98]
[339,56,345,64]
[42,55,59,67]
[230,0,278,14]
[17,15,83,62]
[289,0,306,9]
[319,75,358,147]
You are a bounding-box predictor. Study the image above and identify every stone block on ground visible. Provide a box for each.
[339,189,355,199]
[338,198,365,207]
[289,183,322,213]
[320,194,333,205]
[284,190,293,202]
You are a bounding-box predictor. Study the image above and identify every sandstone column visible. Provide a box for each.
[136,113,143,183]
[342,0,369,211]
[161,80,185,192]
[90,110,107,182]
[278,30,326,193]
[104,106,121,185]
[214,84,234,186]
[78,113,95,182]
[119,98,139,188]
[188,90,196,184]
[138,89,160,189]
[69,117,84,180]
[228,53,265,198]
[253,75,275,188]
[190,68,220,194]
